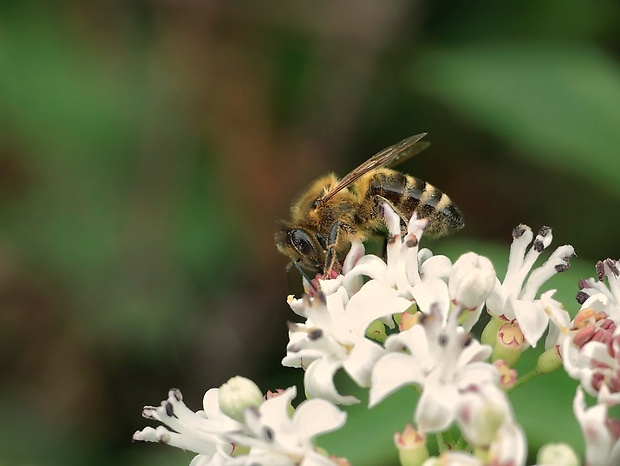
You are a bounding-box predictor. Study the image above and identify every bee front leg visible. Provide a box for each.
[323,221,342,278]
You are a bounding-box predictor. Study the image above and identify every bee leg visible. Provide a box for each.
[323,221,342,277]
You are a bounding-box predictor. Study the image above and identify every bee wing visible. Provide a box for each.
[316,132,429,205]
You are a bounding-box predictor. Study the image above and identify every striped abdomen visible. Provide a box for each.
[365,169,464,237]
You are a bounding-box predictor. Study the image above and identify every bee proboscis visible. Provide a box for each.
[275,133,464,276]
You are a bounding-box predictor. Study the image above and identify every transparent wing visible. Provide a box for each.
[316,132,429,205]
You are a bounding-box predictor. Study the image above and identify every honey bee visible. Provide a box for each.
[275,133,464,276]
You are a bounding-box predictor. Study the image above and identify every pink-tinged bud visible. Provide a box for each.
[493,360,517,389]
[394,424,429,466]
[493,321,525,367]
[449,253,496,309]
[399,307,422,331]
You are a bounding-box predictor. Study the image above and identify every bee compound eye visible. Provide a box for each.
[290,229,316,256]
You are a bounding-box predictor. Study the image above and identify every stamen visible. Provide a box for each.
[596,260,606,282]
[606,258,619,276]
[533,226,553,253]
[554,262,570,273]
[578,278,591,289]
[263,427,274,442]
[512,224,528,239]
[165,402,175,418]
[170,388,182,402]
[576,290,589,305]
[405,236,418,248]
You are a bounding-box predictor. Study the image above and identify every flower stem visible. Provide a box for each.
[509,367,541,392]
[435,432,445,452]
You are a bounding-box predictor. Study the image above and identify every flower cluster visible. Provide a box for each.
[134,204,620,466]
[133,377,346,466]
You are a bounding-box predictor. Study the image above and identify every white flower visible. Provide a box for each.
[562,324,620,406]
[559,285,620,406]
[133,388,239,466]
[369,305,497,432]
[283,280,412,404]
[421,418,526,466]
[449,252,496,310]
[226,386,346,466]
[487,419,527,466]
[577,259,620,320]
[539,290,572,351]
[486,224,574,347]
[456,383,514,448]
[340,205,452,299]
[573,387,620,466]
[134,385,346,466]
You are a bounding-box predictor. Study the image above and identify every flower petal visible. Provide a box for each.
[304,358,360,405]
[511,296,548,347]
[293,398,347,438]
[415,383,458,433]
[369,352,425,407]
[343,337,385,387]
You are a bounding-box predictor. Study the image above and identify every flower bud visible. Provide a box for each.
[492,321,525,367]
[536,443,580,466]
[394,424,429,466]
[536,346,562,374]
[449,253,496,309]
[457,385,511,448]
[493,360,517,389]
[481,316,504,348]
[366,319,387,343]
[219,376,263,422]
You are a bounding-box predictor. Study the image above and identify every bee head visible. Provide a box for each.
[274,222,325,272]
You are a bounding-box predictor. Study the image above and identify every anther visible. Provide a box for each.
[538,226,552,237]
[596,260,606,282]
[576,290,590,305]
[512,224,527,239]
[405,236,418,248]
[308,329,323,340]
[263,426,275,442]
[462,334,473,348]
[170,388,182,401]
[606,258,620,276]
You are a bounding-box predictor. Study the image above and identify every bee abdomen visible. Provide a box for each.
[366,171,408,207]
[368,171,463,237]
[410,179,463,236]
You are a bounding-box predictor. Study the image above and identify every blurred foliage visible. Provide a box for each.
[0,0,619,465]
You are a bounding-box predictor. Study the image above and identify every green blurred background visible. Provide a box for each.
[1,1,619,464]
